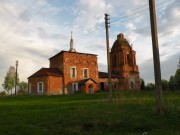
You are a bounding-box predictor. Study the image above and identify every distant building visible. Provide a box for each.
[28,33,140,95]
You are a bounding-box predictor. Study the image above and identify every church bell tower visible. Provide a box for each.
[110,33,140,90]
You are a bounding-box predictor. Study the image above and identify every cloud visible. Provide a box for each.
[157,4,180,36]
[98,63,107,72]
[0,0,67,91]
[74,0,106,30]
[0,0,180,91]
[139,52,180,84]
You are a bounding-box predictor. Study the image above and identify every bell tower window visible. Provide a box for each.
[127,53,132,66]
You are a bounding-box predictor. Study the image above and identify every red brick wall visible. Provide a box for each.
[110,44,140,90]
[50,52,100,93]
[28,76,48,94]
[50,54,64,71]
[85,83,97,93]
[111,46,139,78]
[48,76,63,94]
[99,78,119,91]
[28,76,63,95]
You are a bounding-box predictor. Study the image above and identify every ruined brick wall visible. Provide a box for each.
[99,78,119,91]
[110,34,140,90]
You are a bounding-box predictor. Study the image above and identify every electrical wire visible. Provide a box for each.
[0,0,179,47]
[0,0,38,36]
[0,0,69,45]
[73,0,178,44]
[74,0,179,45]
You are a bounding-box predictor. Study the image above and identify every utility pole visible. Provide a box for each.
[149,0,163,114]
[104,13,112,101]
[15,60,18,95]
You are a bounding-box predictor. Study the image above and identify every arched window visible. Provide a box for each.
[127,54,132,66]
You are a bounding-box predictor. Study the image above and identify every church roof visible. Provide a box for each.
[49,51,97,60]
[79,78,98,85]
[98,71,122,78]
[111,33,131,51]
[28,68,63,78]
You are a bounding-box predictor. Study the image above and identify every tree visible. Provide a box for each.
[2,66,19,95]
[174,69,180,90]
[140,79,146,90]
[146,83,155,91]
[18,81,28,95]
[169,76,176,90]
[161,79,168,91]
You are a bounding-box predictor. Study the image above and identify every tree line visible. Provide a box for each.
[1,66,28,95]
[141,68,180,91]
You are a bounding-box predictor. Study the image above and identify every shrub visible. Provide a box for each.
[0,91,6,96]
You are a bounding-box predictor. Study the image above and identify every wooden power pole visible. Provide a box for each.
[149,0,163,114]
[104,13,112,101]
[15,60,18,95]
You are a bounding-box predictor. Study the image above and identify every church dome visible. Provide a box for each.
[111,33,131,51]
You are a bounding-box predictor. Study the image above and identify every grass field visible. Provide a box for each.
[0,91,179,135]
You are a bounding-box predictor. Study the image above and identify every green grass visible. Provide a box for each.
[0,91,179,135]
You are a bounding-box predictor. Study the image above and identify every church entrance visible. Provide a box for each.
[88,84,94,94]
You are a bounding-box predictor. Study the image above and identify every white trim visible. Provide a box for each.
[29,83,31,94]
[37,82,44,93]
[83,68,89,79]
[70,66,77,78]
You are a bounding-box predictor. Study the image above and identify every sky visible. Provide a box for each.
[0,0,180,91]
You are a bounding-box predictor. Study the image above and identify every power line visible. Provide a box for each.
[74,0,178,44]
[1,0,179,47]
[0,0,51,45]
[115,0,180,34]
[74,0,179,44]
[110,0,179,25]
[0,0,38,36]
[75,26,104,44]
[0,0,69,45]
[110,0,175,22]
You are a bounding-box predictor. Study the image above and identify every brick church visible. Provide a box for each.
[28,33,140,94]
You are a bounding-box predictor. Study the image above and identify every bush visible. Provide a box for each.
[146,83,155,91]
[0,91,6,96]
[17,89,28,95]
